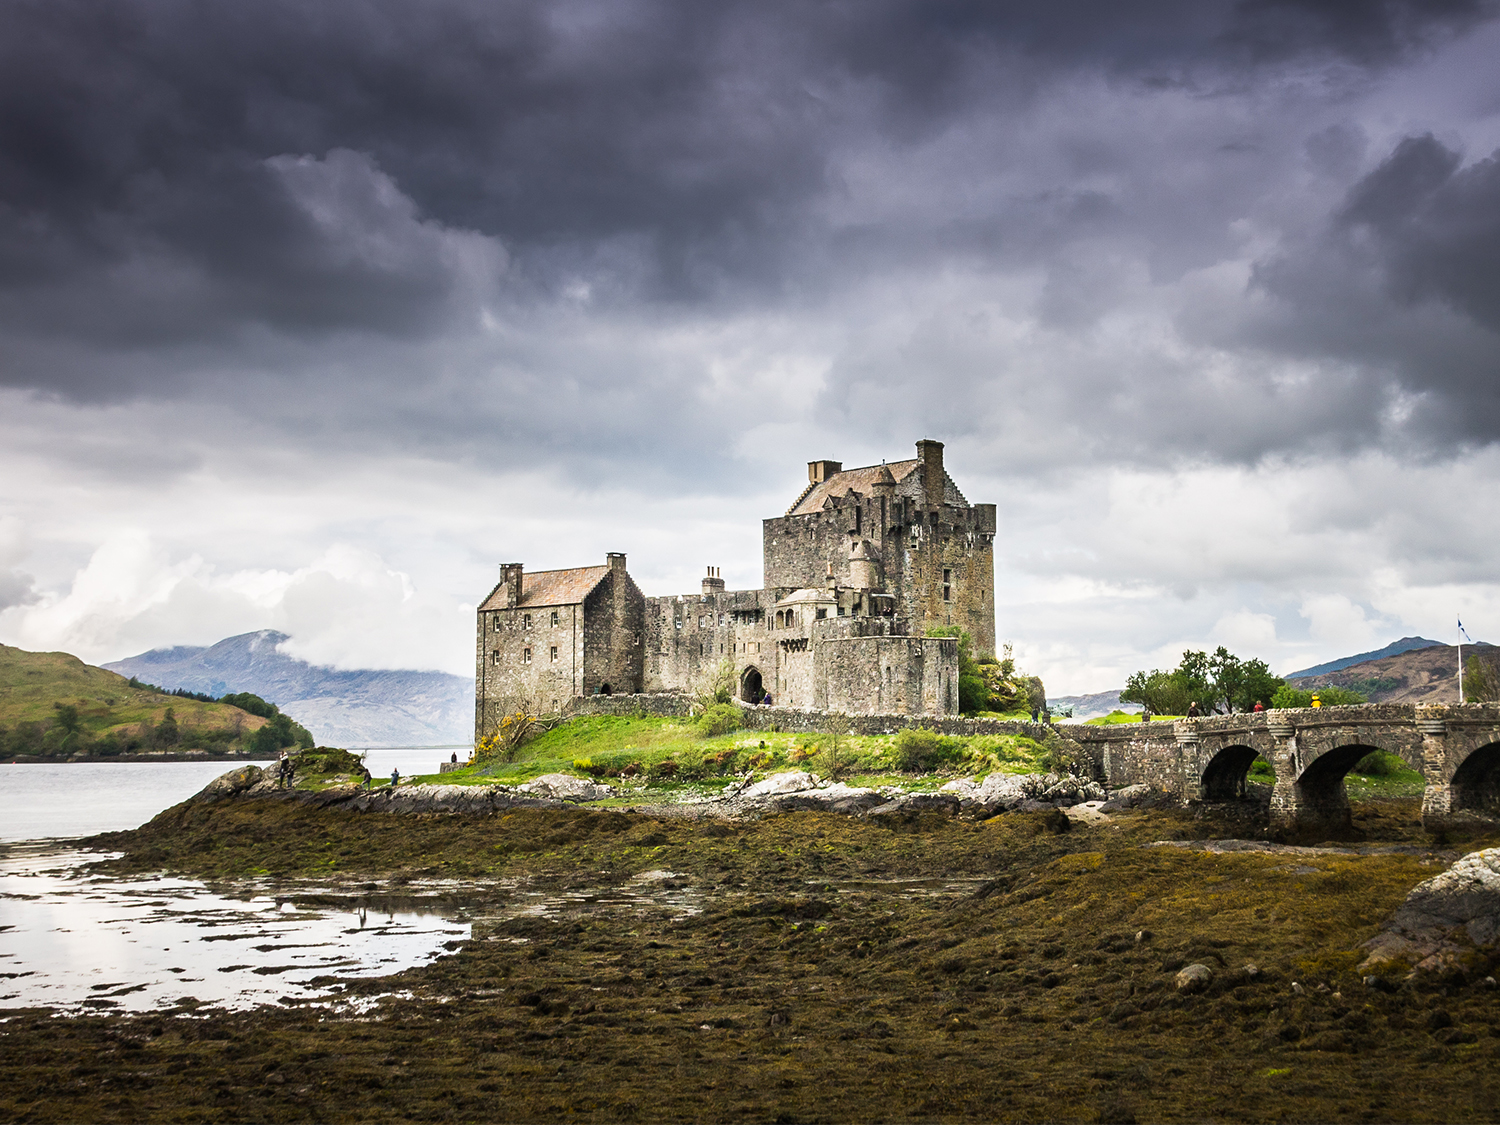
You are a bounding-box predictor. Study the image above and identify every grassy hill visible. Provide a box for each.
[0,642,293,759]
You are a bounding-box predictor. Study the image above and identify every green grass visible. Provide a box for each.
[1085,709,1185,724]
[388,714,1057,793]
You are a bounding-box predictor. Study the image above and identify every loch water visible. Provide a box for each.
[0,754,470,1014]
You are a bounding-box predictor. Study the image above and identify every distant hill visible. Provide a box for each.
[1049,689,1140,721]
[1288,642,1495,704]
[1283,636,1444,680]
[104,631,473,747]
[0,642,270,756]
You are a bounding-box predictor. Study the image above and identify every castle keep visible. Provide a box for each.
[475,440,996,739]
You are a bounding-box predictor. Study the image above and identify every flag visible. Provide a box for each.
[1459,618,1474,645]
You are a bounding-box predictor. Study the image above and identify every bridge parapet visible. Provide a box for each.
[1071,703,1500,833]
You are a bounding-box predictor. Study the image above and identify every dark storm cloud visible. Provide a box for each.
[1252,134,1500,443]
[0,0,1497,475]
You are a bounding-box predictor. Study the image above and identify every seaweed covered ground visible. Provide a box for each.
[4,797,1500,1122]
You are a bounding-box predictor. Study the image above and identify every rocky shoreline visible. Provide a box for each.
[193,762,1167,822]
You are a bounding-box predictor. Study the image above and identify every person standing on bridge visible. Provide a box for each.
[1253,701,1265,712]
[1187,701,1200,718]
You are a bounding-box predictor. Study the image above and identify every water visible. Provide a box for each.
[0,844,467,1014]
[0,758,471,1013]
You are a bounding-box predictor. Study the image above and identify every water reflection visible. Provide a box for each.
[0,844,468,1014]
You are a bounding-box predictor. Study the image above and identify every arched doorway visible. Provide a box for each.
[740,666,764,704]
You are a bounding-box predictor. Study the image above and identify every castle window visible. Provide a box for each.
[549,646,558,662]
[492,615,501,631]
[491,651,500,665]
[676,618,682,629]
[523,613,532,629]
[943,568,952,602]
[816,608,828,620]
[522,648,532,664]
[550,610,559,627]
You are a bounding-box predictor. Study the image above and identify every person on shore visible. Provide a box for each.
[276,752,292,789]
[361,766,372,790]
[390,767,400,787]
[450,752,458,764]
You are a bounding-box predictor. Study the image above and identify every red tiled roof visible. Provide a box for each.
[478,565,610,611]
[788,459,920,516]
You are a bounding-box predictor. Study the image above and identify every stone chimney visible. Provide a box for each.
[499,562,524,609]
[702,566,726,595]
[607,552,627,572]
[808,459,843,484]
[916,439,944,509]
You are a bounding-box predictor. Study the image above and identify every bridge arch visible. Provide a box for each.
[1199,744,1271,801]
[1449,740,1500,819]
[1282,741,1393,833]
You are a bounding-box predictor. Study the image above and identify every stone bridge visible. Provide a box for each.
[1071,702,1500,832]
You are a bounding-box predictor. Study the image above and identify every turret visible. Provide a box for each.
[848,538,881,590]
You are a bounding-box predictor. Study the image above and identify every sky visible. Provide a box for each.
[3,0,1500,694]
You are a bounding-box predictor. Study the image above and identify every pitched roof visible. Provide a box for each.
[787,459,920,516]
[478,565,610,611]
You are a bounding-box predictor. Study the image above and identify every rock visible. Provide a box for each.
[867,792,961,818]
[191,765,265,802]
[1100,784,1153,812]
[740,771,822,800]
[1174,963,1213,993]
[517,773,616,801]
[1242,962,1260,979]
[1359,847,1500,974]
[1291,981,1304,995]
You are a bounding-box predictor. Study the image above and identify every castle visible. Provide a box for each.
[474,440,996,738]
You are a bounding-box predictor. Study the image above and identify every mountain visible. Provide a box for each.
[1283,636,1445,680]
[1287,641,1494,704]
[104,631,474,747]
[1049,689,1140,721]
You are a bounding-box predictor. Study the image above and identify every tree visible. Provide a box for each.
[52,703,82,736]
[1271,683,1367,709]
[1463,654,1500,703]
[1122,647,1285,716]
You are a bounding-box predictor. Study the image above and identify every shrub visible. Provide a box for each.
[894,728,962,773]
[647,758,678,780]
[697,702,742,737]
[1353,750,1406,777]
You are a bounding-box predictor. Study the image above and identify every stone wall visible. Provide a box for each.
[564,692,1054,739]
[643,587,781,699]
[475,601,587,741]
[581,563,646,697]
[761,488,997,657]
[563,693,695,717]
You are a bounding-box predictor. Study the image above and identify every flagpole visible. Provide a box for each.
[1458,616,1465,705]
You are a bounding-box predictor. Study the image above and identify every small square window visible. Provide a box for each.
[550,646,558,662]
[522,647,532,664]
[943,568,952,582]
[943,585,952,602]
[816,608,828,620]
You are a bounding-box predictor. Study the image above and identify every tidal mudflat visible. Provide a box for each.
[3,793,1499,1122]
